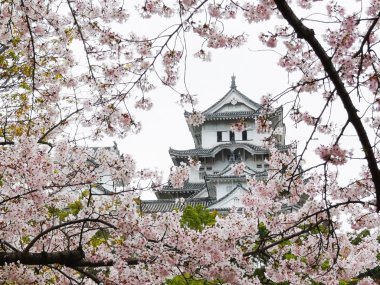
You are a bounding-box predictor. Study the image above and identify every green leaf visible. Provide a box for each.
[279,239,292,248]
[351,230,370,245]
[165,273,220,285]
[47,200,83,221]
[89,229,110,248]
[283,252,297,261]
[180,205,217,232]
[67,200,83,215]
[258,221,269,238]
[321,259,330,270]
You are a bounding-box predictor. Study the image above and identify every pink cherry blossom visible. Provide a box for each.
[186,111,205,126]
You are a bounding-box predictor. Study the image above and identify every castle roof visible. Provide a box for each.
[201,76,261,115]
[140,197,215,213]
[185,76,263,147]
[185,110,260,121]
[161,182,205,192]
[169,143,292,158]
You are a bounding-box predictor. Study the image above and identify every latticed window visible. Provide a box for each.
[217,131,222,142]
[242,130,247,140]
[229,131,235,142]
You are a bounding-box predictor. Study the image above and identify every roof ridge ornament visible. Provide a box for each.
[230,74,237,89]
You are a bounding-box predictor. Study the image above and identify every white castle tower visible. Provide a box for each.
[142,76,290,213]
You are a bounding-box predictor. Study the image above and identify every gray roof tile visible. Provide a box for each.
[141,198,215,213]
[161,182,206,192]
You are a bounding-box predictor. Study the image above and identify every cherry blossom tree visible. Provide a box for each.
[1,0,380,284]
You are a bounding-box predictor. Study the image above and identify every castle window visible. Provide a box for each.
[257,164,262,168]
[242,130,247,141]
[229,131,235,142]
[217,131,222,142]
[206,166,212,171]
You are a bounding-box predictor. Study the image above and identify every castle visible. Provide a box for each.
[142,76,291,213]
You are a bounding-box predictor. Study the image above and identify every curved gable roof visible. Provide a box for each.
[202,87,261,115]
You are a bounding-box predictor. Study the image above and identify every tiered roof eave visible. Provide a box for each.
[169,143,293,160]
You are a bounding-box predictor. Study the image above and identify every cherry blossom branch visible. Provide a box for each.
[244,199,369,259]
[114,0,209,104]
[20,0,36,136]
[353,12,380,58]
[66,0,96,81]
[46,265,81,285]
[274,0,380,211]
[0,249,140,267]
[0,249,84,266]
[38,107,83,144]
[23,218,116,253]
[243,219,327,258]
[68,266,101,283]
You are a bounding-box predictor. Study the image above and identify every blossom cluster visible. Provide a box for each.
[178,93,199,107]
[188,157,201,170]
[162,50,182,86]
[316,144,350,165]
[230,120,246,132]
[242,2,274,23]
[232,161,246,176]
[186,111,205,126]
[135,97,153,111]
[169,162,190,188]
[255,115,272,133]
[193,23,246,49]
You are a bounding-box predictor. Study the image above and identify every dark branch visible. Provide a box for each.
[0,249,139,267]
[274,0,380,211]
[0,249,85,266]
[353,13,380,58]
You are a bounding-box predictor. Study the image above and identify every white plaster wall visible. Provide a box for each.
[201,120,268,148]
[211,159,229,172]
[248,129,268,145]
[201,121,231,148]
[216,183,233,200]
[209,188,245,209]
[214,182,247,200]
[188,167,203,183]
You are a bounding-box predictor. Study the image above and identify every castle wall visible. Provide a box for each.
[201,121,268,148]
